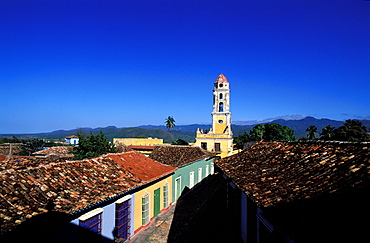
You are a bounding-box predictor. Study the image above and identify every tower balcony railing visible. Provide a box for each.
[196,132,232,138]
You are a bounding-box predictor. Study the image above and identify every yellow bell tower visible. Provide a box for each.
[195,74,233,157]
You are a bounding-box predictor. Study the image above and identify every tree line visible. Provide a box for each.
[304,119,369,142]
[234,119,369,149]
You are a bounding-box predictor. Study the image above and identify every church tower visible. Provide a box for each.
[195,74,233,157]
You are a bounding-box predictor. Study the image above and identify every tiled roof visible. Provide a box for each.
[33,146,74,158]
[0,151,176,233]
[217,141,370,207]
[128,145,155,150]
[0,144,21,156]
[149,145,216,168]
[116,143,133,152]
[106,151,177,183]
[215,74,228,83]
[65,135,78,139]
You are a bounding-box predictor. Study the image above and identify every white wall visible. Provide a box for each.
[70,195,134,241]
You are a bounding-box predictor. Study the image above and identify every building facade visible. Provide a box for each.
[149,145,215,202]
[0,151,176,242]
[216,141,370,243]
[194,74,233,157]
[113,138,163,146]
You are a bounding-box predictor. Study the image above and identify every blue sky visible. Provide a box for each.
[1,0,369,133]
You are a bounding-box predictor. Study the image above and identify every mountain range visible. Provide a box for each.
[1,117,369,143]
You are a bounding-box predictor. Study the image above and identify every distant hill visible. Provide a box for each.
[1,117,369,142]
[0,126,197,143]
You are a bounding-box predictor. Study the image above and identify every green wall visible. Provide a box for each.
[172,157,215,202]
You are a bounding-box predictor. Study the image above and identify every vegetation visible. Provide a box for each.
[18,139,45,156]
[171,139,189,145]
[234,131,251,149]
[234,123,296,149]
[73,131,117,160]
[0,136,22,144]
[320,125,335,140]
[303,120,369,142]
[332,119,369,142]
[165,116,176,131]
[306,125,318,140]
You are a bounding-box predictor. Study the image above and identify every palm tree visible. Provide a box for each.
[165,116,176,131]
[306,125,318,140]
[320,125,335,140]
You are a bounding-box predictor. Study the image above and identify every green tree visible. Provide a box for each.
[234,131,251,149]
[333,119,369,142]
[165,116,176,131]
[263,123,295,141]
[306,125,318,140]
[171,139,189,145]
[73,131,117,160]
[19,139,45,156]
[250,124,265,141]
[320,125,335,140]
[237,123,295,143]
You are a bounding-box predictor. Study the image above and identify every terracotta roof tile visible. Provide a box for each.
[215,74,228,83]
[149,145,216,167]
[217,141,370,207]
[33,146,74,158]
[0,151,176,233]
[127,145,155,150]
[0,144,22,156]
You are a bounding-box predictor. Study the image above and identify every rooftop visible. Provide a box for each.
[0,151,176,233]
[217,141,370,207]
[215,74,228,83]
[33,146,74,158]
[149,145,215,168]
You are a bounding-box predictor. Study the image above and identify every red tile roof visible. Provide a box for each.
[215,74,228,83]
[128,145,155,150]
[106,151,177,183]
[0,151,176,233]
[33,146,74,158]
[149,145,216,167]
[0,144,21,156]
[65,135,78,139]
[217,141,370,207]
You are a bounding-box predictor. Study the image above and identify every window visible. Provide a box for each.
[163,184,169,208]
[218,120,224,124]
[189,171,195,188]
[198,168,202,183]
[201,142,207,150]
[206,165,209,176]
[211,162,214,174]
[215,143,221,152]
[219,102,224,112]
[79,208,103,234]
[142,194,150,225]
[219,93,223,99]
[175,177,182,199]
[115,196,131,241]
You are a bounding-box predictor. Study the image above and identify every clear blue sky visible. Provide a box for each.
[1,0,369,133]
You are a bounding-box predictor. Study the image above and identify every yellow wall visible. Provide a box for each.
[113,138,163,146]
[133,175,172,233]
[194,137,233,158]
[213,115,227,134]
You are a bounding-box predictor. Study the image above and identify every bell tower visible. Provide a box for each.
[212,74,232,136]
[195,74,233,157]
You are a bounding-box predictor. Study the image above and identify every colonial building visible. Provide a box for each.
[217,141,370,243]
[194,74,233,157]
[149,145,216,202]
[0,151,176,242]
